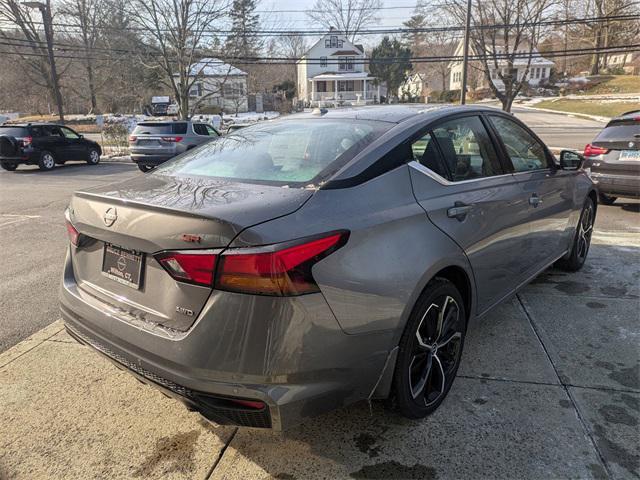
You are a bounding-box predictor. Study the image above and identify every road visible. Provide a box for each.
[510,106,607,150]
[0,106,633,352]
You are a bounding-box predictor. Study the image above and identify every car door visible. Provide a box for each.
[486,114,575,271]
[59,126,86,160]
[408,114,534,314]
[39,125,67,159]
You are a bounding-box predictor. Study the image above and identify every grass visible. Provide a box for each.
[534,98,639,118]
[583,75,640,95]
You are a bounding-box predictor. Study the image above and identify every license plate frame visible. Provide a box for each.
[101,243,144,289]
[620,150,640,161]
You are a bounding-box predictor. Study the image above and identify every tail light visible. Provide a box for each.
[128,135,137,142]
[154,231,349,295]
[584,144,609,157]
[65,220,80,246]
[21,136,32,147]
[161,136,183,142]
[155,251,217,286]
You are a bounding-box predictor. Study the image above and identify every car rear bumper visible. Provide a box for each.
[59,248,393,430]
[590,172,640,197]
[130,154,174,166]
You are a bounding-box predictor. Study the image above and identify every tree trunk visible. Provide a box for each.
[86,60,98,113]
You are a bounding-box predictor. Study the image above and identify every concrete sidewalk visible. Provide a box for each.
[1,231,639,479]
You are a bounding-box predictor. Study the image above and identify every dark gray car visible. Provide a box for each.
[129,120,219,172]
[60,105,596,430]
[583,110,640,204]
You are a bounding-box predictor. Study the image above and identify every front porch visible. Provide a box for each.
[308,74,379,106]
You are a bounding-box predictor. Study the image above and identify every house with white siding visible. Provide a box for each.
[183,58,249,113]
[449,40,555,92]
[297,28,379,106]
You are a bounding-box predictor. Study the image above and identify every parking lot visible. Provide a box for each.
[0,156,638,479]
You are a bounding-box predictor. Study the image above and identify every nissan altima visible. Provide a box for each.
[60,105,596,430]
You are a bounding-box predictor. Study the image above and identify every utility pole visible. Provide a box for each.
[24,0,64,122]
[460,0,472,105]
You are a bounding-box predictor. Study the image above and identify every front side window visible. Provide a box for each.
[61,127,81,139]
[430,116,502,181]
[205,125,219,136]
[193,124,208,135]
[489,115,549,171]
[154,119,392,186]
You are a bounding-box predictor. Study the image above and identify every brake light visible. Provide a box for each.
[128,135,137,142]
[21,136,32,147]
[584,144,609,156]
[155,251,217,286]
[216,231,349,296]
[161,136,183,142]
[66,220,79,246]
[153,231,349,294]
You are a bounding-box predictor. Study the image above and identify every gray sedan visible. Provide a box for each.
[128,120,219,172]
[61,105,596,430]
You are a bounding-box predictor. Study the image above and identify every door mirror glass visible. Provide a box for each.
[559,150,584,170]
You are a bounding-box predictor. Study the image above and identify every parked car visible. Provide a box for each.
[583,110,640,204]
[61,105,596,430]
[128,120,220,172]
[0,123,101,171]
[224,123,251,135]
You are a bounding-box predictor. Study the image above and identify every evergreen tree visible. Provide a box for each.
[369,36,412,102]
[225,0,261,58]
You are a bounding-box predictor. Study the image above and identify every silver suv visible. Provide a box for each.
[129,120,219,172]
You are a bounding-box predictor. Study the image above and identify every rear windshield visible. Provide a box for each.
[154,119,391,185]
[132,122,187,135]
[594,123,639,143]
[0,126,28,137]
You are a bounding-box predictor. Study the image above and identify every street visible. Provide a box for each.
[0,110,639,479]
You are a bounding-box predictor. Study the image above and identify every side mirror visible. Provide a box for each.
[559,150,584,170]
[78,134,84,138]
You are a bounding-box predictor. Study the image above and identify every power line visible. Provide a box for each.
[1,13,637,36]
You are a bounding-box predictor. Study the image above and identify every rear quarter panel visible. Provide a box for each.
[231,165,474,340]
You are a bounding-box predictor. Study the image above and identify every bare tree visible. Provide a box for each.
[447,0,555,112]
[0,0,67,118]
[127,0,230,119]
[59,0,105,112]
[306,0,382,42]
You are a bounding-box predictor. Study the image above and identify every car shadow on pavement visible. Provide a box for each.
[209,241,639,480]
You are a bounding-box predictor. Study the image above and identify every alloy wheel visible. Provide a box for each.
[42,154,54,169]
[89,150,99,164]
[576,203,594,260]
[408,295,463,406]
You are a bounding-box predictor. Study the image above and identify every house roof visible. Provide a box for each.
[332,50,361,56]
[311,72,374,80]
[188,58,247,77]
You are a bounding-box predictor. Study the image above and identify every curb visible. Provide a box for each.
[515,104,610,123]
[0,320,64,368]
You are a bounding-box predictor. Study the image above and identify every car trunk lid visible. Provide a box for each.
[67,174,313,331]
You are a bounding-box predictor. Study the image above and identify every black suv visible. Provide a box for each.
[0,123,102,171]
[583,110,640,204]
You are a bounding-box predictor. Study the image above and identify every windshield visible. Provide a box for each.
[154,119,391,185]
[0,127,28,137]
[132,123,187,135]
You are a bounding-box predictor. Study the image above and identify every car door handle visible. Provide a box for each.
[447,202,473,221]
[529,194,542,207]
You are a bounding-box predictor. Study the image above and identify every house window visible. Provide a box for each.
[316,81,327,92]
[189,83,202,97]
[320,56,327,67]
[325,35,343,48]
[338,80,355,92]
[346,56,354,70]
[339,58,346,70]
[540,68,546,79]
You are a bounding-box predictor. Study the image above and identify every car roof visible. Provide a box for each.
[1,123,62,127]
[614,110,640,120]
[281,104,501,124]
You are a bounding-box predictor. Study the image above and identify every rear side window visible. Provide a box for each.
[490,115,549,171]
[411,132,450,179]
[154,119,392,185]
[132,122,187,135]
[430,116,502,182]
[0,127,28,137]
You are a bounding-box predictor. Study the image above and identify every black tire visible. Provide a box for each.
[86,148,100,165]
[137,164,152,172]
[0,161,17,171]
[556,197,595,272]
[38,151,56,171]
[598,192,616,205]
[393,278,467,419]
